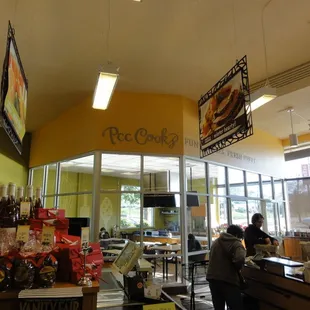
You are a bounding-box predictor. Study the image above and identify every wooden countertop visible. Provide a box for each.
[0,281,99,300]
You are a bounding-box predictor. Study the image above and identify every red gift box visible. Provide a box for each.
[43,218,69,230]
[35,208,66,219]
[29,219,43,230]
[87,243,104,266]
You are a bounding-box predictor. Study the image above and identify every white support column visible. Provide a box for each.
[91,151,101,242]
[180,156,188,270]
[140,155,144,247]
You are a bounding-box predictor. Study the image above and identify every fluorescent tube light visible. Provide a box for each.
[92,70,119,110]
[250,87,277,111]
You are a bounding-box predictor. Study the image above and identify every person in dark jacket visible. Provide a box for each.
[244,213,279,256]
[207,225,246,310]
[188,234,205,262]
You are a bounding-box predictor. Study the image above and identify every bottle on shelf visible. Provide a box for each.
[7,182,18,223]
[34,187,43,209]
[0,185,8,222]
[16,186,24,206]
[25,185,34,219]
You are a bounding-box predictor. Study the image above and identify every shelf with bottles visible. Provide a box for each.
[0,183,44,227]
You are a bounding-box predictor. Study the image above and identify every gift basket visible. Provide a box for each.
[0,182,103,292]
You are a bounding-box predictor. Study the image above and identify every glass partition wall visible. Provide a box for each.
[29,152,287,282]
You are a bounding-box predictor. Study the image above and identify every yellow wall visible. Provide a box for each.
[30,92,184,167]
[0,153,28,187]
[182,98,285,177]
[282,133,310,147]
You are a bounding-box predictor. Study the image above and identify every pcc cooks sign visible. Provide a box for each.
[102,127,179,149]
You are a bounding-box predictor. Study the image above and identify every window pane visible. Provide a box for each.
[187,195,209,255]
[286,179,310,230]
[284,157,310,178]
[209,164,226,196]
[59,195,79,217]
[248,200,261,223]
[266,202,276,235]
[231,200,248,228]
[247,172,260,198]
[44,196,55,209]
[60,155,94,193]
[32,167,44,190]
[228,168,244,196]
[101,154,141,191]
[262,176,272,199]
[144,156,180,192]
[274,179,284,201]
[210,196,228,240]
[278,202,287,234]
[186,160,206,194]
[46,164,56,195]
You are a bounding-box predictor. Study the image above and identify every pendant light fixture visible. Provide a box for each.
[251,0,277,111]
[288,108,298,147]
[93,0,119,110]
[251,86,277,111]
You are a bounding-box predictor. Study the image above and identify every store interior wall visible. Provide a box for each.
[0,129,31,186]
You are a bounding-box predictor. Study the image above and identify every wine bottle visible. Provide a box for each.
[25,185,34,219]
[0,185,8,222]
[16,187,24,205]
[34,187,43,209]
[7,182,18,223]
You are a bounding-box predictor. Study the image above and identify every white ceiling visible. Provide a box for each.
[253,86,310,139]
[1,0,310,139]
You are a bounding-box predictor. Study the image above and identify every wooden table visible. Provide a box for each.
[0,281,99,310]
[108,243,127,249]
[151,245,181,281]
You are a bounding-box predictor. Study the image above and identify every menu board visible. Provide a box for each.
[198,56,253,157]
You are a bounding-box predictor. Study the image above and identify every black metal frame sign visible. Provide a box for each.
[0,21,28,155]
[198,56,253,158]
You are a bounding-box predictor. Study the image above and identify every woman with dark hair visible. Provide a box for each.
[244,213,278,256]
[207,225,246,310]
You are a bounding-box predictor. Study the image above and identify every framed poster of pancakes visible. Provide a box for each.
[198,56,253,158]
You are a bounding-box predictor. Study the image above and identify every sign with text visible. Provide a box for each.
[16,225,29,243]
[19,298,82,310]
[81,227,90,248]
[42,226,55,246]
[102,127,179,149]
[143,302,176,310]
[20,202,30,218]
[198,56,253,157]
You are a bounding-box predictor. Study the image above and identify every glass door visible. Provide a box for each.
[231,198,248,229]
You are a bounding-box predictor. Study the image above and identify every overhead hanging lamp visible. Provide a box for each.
[251,86,277,111]
[250,0,277,111]
[92,63,119,110]
[288,108,298,147]
[93,0,119,110]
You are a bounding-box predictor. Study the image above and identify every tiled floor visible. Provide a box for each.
[98,263,215,309]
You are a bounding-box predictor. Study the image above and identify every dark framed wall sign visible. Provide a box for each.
[0,21,28,155]
[198,56,253,158]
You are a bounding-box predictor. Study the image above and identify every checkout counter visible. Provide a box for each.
[243,245,310,310]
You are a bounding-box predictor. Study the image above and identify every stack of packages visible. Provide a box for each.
[0,227,58,290]
[0,182,104,289]
[53,234,104,283]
